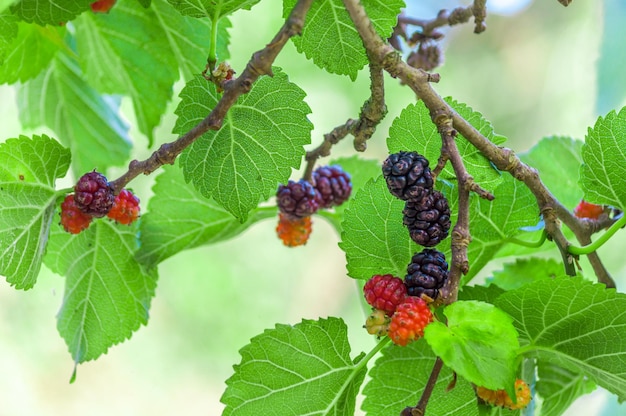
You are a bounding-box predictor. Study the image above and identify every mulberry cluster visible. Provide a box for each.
[381,151,451,302]
[59,171,140,235]
[275,165,352,245]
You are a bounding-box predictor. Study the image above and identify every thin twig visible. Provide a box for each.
[109,0,315,193]
[402,357,444,416]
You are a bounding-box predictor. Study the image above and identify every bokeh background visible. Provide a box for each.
[2,0,626,415]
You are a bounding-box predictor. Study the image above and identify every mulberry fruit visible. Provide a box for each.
[312,165,352,208]
[382,151,433,201]
[60,194,93,234]
[405,249,449,301]
[91,0,116,13]
[276,179,320,219]
[107,189,140,225]
[74,171,115,217]
[363,274,407,316]
[388,296,432,346]
[403,190,451,247]
[276,213,312,247]
[476,379,531,410]
[573,200,604,220]
[364,309,390,337]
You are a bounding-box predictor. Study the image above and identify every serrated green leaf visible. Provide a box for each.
[177,70,312,221]
[283,0,404,80]
[166,0,259,19]
[0,135,70,289]
[137,164,275,268]
[424,301,519,390]
[11,0,91,25]
[74,0,178,143]
[44,219,157,364]
[459,284,505,304]
[520,136,583,211]
[387,99,504,192]
[495,277,626,401]
[221,317,366,416]
[362,341,478,416]
[0,0,18,14]
[0,14,18,65]
[536,362,596,416]
[580,107,626,209]
[487,258,572,291]
[0,21,64,84]
[152,0,230,82]
[339,176,416,279]
[17,48,131,176]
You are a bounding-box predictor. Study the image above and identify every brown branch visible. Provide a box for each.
[342,0,614,286]
[397,0,487,36]
[303,61,387,182]
[401,357,444,416]
[109,0,315,193]
[558,0,572,6]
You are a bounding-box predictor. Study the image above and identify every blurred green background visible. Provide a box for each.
[2,0,626,415]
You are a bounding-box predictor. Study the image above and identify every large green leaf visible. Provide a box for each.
[580,106,626,209]
[137,164,275,268]
[487,258,571,291]
[283,0,404,80]
[536,362,595,416]
[177,70,313,222]
[387,99,504,193]
[424,301,519,391]
[0,135,70,289]
[362,341,478,416]
[74,0,179,143]
[0,21,64,84]
[496,277,626,401]
[17,48,131,175]
[165,0,260,19]
[11,0,91,25]
[221,317,366,416]
[151,0,230,82]
[45,218,157,367]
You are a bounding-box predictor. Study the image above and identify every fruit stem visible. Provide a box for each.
[568,213,626,255]
[207,14,220,72]
[506,230,547,248]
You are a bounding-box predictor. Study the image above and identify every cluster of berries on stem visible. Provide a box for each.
[60,171,140,234]
[275,165,352,246]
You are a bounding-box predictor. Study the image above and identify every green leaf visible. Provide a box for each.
[283,0,404,80]
[0,0,19,14]
[459,284,505,305]
[221,317,366,416]
[362,341,478,416]
[580,107,626,209]
[495,277,626,400]
[387,99,504,192]
[339,176,415,279]
[165,0,260,19]
[152,0,230,82]
[137,0,151,6]
[11,0,91,25]
[424,301,519,390]
[536,362,596,416]
[45,219,157,365]
[17,48,132,176]
[487,258,572,291]
[0,135,70,289]
[177,70,312,222]
[74,0,179,143]
[0,21,64,84]
[520,136,583,211]
[137,164,275,268]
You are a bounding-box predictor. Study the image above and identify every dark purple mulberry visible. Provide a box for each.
[382,151,433,201]
[313,165,352,208]
[74,171,115,217]
[277,179,320,219]
[403,190,451,247]
[405,249,449,301]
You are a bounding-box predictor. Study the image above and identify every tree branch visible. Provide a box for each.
[109,0,315,193]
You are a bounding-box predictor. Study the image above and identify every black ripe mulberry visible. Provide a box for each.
[74,171,115,217]
[405,249,449,301]
[277,179,319,219]
[382,151,433,201]
[403,190,451,247]
[313,165,352,208]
